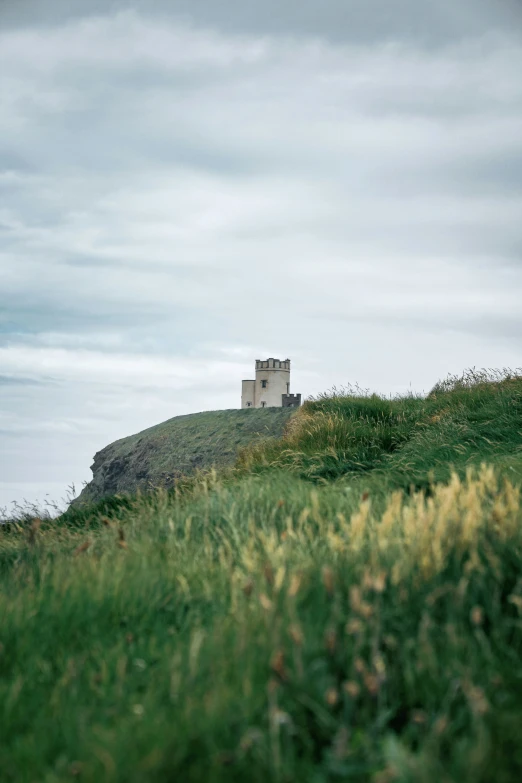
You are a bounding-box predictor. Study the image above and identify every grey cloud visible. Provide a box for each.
[323,310,522,343]
[0,152,35,175]
[2,0,521,46]
[0,299,216,355]
[375,148,522,200]
[452,152,522,197]
[0,375,45,386]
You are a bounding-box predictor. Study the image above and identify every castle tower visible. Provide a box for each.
[241,358,301,409]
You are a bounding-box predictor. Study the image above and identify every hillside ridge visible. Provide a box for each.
[73,406,294,506]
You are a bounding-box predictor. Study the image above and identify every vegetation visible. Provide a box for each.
[238,369,522,491]
[73,407,294,507]
[1,370,522,782]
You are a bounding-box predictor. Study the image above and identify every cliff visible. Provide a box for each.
[72,407,294,507]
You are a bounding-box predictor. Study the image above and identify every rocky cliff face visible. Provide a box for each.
[72,407,294,507]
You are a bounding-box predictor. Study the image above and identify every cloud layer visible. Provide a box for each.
[1,1,521,509]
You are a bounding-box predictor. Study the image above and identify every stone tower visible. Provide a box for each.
[241,358,301,409]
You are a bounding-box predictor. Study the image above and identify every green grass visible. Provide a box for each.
[73,407,295,507]
[1,370,522,782]
[238,370,522,492]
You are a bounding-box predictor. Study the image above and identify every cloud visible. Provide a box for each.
[0,2,521,505]
[0,344,247,389]
[0,375,45,386]
[3,0,521,45]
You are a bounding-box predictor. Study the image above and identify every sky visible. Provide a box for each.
[1,0,522,513]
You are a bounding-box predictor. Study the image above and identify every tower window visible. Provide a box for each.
[246,402,252,407]
[261,401,266,407]
[261,380,267,388]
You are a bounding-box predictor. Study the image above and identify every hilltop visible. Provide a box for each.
[73,407,294,507]
[237,369,522,493]
[2,370,522,782]
[74,369,522,512]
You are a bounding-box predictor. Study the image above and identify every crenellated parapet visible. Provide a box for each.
[282,393,301,408]
[255,358,290,371]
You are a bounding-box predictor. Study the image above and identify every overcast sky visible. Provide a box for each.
[1,0,522,512]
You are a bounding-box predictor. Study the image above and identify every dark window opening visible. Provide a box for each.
[261,380,267,388]
[261,401,266,407]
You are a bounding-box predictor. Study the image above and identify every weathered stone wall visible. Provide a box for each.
[255,359,290,408]
[282,393,301,408]
[241,379,256,408]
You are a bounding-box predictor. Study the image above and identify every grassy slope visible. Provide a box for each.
[73,407,294,506]
[238,373,522,492]
[1,373,522,782]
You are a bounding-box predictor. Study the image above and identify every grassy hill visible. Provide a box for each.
[1,370,522,782]
[73,407,295,507]
[237,369,522,493]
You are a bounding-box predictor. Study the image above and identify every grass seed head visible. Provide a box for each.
[373,653,386,678]
[242,579,254,597]
[273,566,286,593]
[346,618,363,635]
[343,680,360,698]
[289,624,304,646]
[27,518,41,545]
[434,716,449,735]
[332,725,350,760]
[322,566,335,596]
[465,683,489,716]
[270,650,287,681]
[263,562,274,586]
[324,627,337,654]
[363,672,380,696]
[73,540,91,557]
[259,593,272,611]
[288,573,302,597]
[325,687,339,707]
[373,571,387,593]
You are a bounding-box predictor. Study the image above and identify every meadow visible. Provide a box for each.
[1,370,522,782]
